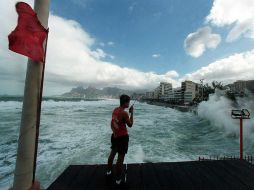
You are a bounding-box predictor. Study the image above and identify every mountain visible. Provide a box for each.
[61,86,145,99]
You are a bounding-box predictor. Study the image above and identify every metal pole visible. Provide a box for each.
[202,86,203,101]
[32,30,49,183]
[13,1,50,189]
[200,79,204,101]
[240,118,243,160]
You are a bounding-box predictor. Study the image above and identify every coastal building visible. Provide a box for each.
[153,86,160,99]
[172,87,183,102]
[182,80,198,103]
[232,80,247,93]
[230,80,254,94]
[158,82,173,100]
[246,80,254,93]
[148,80,200,103]
[145,91,154,99]
[147,79,254,103]
[167,89,174,101]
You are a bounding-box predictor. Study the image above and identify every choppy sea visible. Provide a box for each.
[0,94,254,189]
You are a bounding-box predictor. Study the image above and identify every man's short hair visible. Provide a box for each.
[120,94,130,106]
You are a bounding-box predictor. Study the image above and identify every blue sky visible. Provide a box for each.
[51,0,214,74]
[0,0,254,95]
[49,0,254,75]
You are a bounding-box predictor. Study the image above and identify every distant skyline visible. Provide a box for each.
[0,0,254,95]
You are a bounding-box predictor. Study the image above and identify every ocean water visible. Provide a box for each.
[0,97,254,189]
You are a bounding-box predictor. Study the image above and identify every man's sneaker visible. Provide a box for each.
[106,170,112,176]
[105,171,113,184]
[115,179,129,189]
[115,179,122,185]
[115,180,130,190]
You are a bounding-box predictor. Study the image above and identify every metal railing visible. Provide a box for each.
[198,155,254,164]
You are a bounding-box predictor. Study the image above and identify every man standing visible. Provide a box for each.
[107,94,134,186]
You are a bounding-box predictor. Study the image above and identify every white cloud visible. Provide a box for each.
[100,41,114,47]
[165,71,179,78]
[0,0,34,95]
[0,0,179,95]
[128,2,137,13]
[129,6,134,12]
[184,26,221,58]
[182,49,254,84]
[99,42,105,47]
[90,48,107,59]
[206,0,254,42]
[70,0,87,8]
[107,41,114,46]
[109,55,115,60]
[152,54,161,58]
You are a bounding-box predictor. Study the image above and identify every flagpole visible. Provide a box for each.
[13,0,50,190]
[32,29,49,183]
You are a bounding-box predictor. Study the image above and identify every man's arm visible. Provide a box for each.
[111,120,119,137]
[123,110,133,127]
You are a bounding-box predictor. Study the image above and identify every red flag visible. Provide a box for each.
[8,2,48,62]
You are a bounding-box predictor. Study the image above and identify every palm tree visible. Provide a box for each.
[212,81,224,90]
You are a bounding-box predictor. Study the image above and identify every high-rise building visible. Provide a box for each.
[145,91,154,99]
[232,80,247,93]
[154,86,160,99]
[246,80,254,93]
[231,80,254,94]
[181,80,198,103]
[172,87,183,102]
[159,82,173,100]
[150,80,200,103]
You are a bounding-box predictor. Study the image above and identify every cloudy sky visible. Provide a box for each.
[0,0,254,95]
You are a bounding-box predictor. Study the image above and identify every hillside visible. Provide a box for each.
[61,86,143,99]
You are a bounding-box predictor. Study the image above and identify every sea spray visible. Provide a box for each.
[198,90,238,134]
[198,89,254,146]
[235,93,254,144]
[131,144,146,163]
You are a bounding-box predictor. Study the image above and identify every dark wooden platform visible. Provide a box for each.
[47,160,254,190]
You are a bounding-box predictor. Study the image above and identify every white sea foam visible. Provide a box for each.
[198,90,254,144]
[129,144,146,163]
[198,90,238,134]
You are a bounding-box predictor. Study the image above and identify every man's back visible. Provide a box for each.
[111,107,128,137]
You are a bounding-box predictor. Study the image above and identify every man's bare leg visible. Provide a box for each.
[107,149,117,173]
[116,153,125,182]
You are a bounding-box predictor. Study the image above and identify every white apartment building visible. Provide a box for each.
[159,82,173,100]
[182,81,198,103]
[154,86,160,99]
[145,91,154,99]
[172,87,183,102]
[230,80,254,94]
[246,80,254,93]
[149,80,200,103]
[232,80,247,93]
